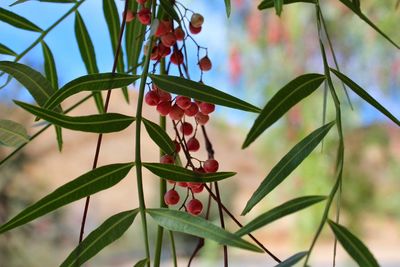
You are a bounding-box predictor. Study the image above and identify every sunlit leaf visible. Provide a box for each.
[61,209,139,267]
[74,10,104,113]
[147,208,263,252]
[274,251,308,267]
[242,121,334,215]
[328,220,379,267]
[0,119,29,147]
[242,73,325,148]
[237,196,326,236]
[150,75,261,113]
[44,73,139,111]
[143,163,236,183]
[330,68,400,126]
[143,118,175,155]
[15,101,135,133]
[0,43,17,56]
[0,7,42,32]
[258,0,315,10]
[0,163,135,234]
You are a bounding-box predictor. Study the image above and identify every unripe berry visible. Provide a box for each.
[170,50,184,65]
[145,90,160,106]
[123,10,135,22]
[204,159,219,173]
[189,23,202,34]
[180,122,193,136]
[199,102,215,115]
[161,32,177,47]
[190,13,204,28]
[138,8,151,25]
[160,154,175,164]
[184,102,199,117]
[164,189,180,205]
[156,101,172,116]
[176,96,192,110]
[169,104,184,120]
[195,112,209,125]
[173,140,181,153]
[187,137,200,152]
[187,199,203,215]
[174,27,185,41]
[199,56,212,71]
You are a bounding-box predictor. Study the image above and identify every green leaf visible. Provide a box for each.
[0,119,29,147]
[237,196,326,236]
[143,163,236,183]
[125,1,145,73]
[330,68,400,126]
[102,0,129,102]
[224,0,231,17]
[143,118,175,155]
[15,101,135,134]
[43,73,139,111]
[133,259,149,267]
[338,0,399,49]
[242,73,325,148]
[0,8,42,32]
[242,121,334,215]
[74,10,104,113]
[60,209,139,267]
[159,0,180,22]
[258,0,315,10]
[328,220,379,267]
[147,208,262,252]
[274,0,284,15]
[0,43,17,56]
[0,162,134,234]
[10,0,77,6]
[274,251,308,267]
[150,75,260,113]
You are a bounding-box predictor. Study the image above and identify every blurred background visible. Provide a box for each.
[0,0,399,266]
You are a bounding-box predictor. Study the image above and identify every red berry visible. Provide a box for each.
[199,56,212,71]
[145,90,160,106]
[195,167,206,173]
[176,96,192,110]
[177,182,188,187]
[174,27,185,41]
[187,137,200,152]
[153,87,172,102]
[137,0,147,4]
[156,101,172,116]
[195,112,209,125]
[199,102,215,114]
[169,104,184,120]
[173,140,181,152]
[190,13,204,28]
[138,8,151,25]
[180,122,193,136]
[170,50,184,65]
[123,10,135,22]
[189,23,202,34]
[160,154,175,164]
[184,102,199,117]
[158,43,171,58]
[150,45,161,61]
[204,159,219,173]
[187,199,203,215]
[164,189,180,205]
[161,32,177,47]
[155,20,171,37]
[189,182,204,193]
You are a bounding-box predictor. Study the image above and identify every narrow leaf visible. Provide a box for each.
[143,118,175,155]
[151,75,261,113]
[224,0,231,17]
[258,0,315,10]
[274,0,284,16]
[41,41,58,89]
[274,251,308,267]
[143,163,236,183]
[242,73,325,148]
[74,10,104,113]
[242,121,335,215]
[125,1,145,73]
[147,209,262,252]
[11,0,77,6]
[328,220,379,267]
[15,101,135,133]
[134,259,149,267]
[44,73,139,111]
[0,43,17,56]
[159,0,180,22]
[0,163,134,234]
[0,8,42,32]
[237,196,326,236]
[0,119,29,147]
[330,68,400,126]
[61,209,139,267]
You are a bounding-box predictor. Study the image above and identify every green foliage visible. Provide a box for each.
[0,7,42,32]
[0,119,29,147]
[143,118,175,155]
[275,251,308,267]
